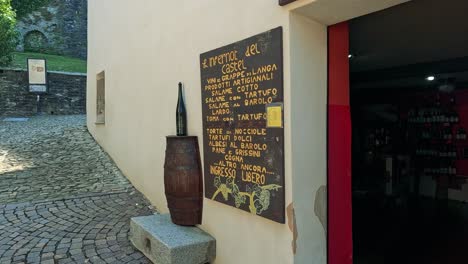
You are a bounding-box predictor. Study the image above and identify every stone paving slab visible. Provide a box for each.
[130,214,216,264]
[2,118,29,122]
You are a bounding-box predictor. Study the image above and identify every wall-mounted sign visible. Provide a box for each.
[27,58,47,93]
[200,27,285,223]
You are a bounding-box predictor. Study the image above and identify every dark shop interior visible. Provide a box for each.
[349,0,468,263]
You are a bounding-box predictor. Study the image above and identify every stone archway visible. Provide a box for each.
[24,30,49,53]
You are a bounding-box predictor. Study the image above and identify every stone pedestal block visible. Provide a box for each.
[130,214,216,264]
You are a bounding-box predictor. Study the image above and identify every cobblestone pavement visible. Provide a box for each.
[0,115,132,204]
[0,116,155,263]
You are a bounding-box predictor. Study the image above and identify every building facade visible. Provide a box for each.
[86,0,408,263]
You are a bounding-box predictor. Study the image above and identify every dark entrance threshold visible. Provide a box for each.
[353,195,468,264]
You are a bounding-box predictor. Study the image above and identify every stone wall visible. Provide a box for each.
[16,0,87,59]
[0,69,86,117]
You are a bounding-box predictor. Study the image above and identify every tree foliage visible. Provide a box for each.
[0,0,17,66]
[11,0,50,18]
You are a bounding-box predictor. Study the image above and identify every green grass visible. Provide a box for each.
[8,52,87,73]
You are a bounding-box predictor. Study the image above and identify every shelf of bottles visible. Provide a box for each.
[407,95,467,189]
[365,127,392,151]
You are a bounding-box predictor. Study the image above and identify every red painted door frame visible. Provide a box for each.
[327,22,353,264]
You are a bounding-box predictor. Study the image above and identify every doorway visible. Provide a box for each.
[348,0,468,263]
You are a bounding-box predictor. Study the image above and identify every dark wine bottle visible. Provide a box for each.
[176,82,187,136]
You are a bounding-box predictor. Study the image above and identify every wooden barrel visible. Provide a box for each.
[164,136,203,226]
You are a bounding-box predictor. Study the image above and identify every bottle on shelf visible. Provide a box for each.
[436,109,442,123]
[456,128,467,140]
[451,145,457,158]
[443,127,453,140]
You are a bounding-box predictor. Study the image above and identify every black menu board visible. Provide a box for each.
[200,27,285,223]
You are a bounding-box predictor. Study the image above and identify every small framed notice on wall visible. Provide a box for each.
[27,58,48,93]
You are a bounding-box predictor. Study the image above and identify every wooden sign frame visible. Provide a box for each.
[27,58,48,93]
[200,27,285,223]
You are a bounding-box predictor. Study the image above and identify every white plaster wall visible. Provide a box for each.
[289,12,328,263]
[86,0,413,263]
[86,1,317,263]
